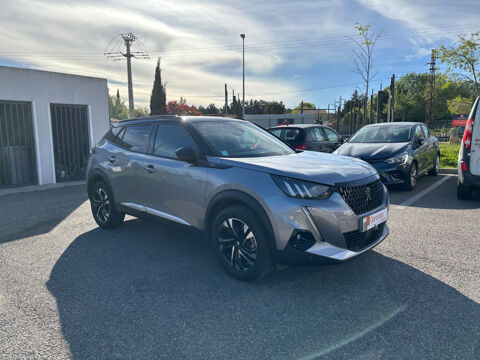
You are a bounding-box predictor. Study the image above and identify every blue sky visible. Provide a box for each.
[0,0,479,109]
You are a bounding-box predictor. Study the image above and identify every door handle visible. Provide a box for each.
[107,155,116,163]
[144,164,156,173]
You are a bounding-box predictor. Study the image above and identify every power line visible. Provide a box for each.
[1,23,478,59]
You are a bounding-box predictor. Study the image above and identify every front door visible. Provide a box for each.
[141,122,207,228]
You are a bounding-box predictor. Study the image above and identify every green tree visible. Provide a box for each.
[264,101,286,114]
[199,103,220,115]
[108,94,128,120]
[150,57,167,115]
[291,101,315,114]
[438,31,480,95]
[447,96,473,114]
[134,107,150,117]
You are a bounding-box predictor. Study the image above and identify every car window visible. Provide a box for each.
[313,127,326,141]
[117,124,152,153]
[414,125,424,147]
[421,124,430,138]
[104,126,122,143]
[269,128,282,138]
[192,121,293,158]
[283,128,302,140]
[323,127,340,142]
[153,124,199,159]
[349,125,412,143]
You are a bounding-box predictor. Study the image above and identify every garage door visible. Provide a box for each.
[50,104,89,183]
[0,100,37,188]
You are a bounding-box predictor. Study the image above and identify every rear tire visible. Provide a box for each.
[211,205,274,281]
[428,153,440,176]
[402,162,417,191]
[457,181,472,200]
[90,181,125,229]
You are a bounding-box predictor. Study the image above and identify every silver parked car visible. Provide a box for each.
[87,116,389,280]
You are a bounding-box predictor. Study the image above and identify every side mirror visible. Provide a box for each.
[417,137,425,146]
[175,146,197,164]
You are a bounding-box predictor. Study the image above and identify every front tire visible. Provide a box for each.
[402,162,417,191]
[211,205,273,281]
[428,153,440,176]
[457,181,472,200]
[90,181,125,229]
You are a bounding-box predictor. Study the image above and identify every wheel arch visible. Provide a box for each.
[204,190,276,253]
[87,169,114,201]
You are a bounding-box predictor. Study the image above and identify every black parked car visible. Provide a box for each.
[267,124,342,153]
[334,122,440,190]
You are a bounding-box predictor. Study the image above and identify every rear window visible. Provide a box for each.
[103,126,122,143]
[269,128,303,142]
[116,124,152,153]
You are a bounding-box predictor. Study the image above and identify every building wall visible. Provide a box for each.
[0,66,109,185]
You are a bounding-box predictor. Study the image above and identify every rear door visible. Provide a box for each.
[312,127,328,152]
[412,125,428,173]
[421,124,436,170]
[470,101,480,175]
[106,124,152,207]
[322,127,342,153]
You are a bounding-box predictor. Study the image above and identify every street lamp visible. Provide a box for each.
[240,33,245,119]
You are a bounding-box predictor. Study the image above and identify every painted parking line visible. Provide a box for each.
[394,175,455,209]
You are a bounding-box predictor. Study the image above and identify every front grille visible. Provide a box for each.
[338,179,384,215]
[343,223,385,251]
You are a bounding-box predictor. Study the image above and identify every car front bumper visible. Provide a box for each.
[369,161,411,185]
[263,179,390,264]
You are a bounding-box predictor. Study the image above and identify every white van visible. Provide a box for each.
[457,97,480,199]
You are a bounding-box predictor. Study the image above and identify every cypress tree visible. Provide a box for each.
[150,57,167,115]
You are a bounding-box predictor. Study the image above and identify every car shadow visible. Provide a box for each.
[0,185,87,244]
[47,218,480,360]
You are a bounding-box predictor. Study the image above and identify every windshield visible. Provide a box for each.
[349,125,412,143]
[192,121,295,157]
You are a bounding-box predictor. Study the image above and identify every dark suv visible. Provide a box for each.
[267,124,342,152]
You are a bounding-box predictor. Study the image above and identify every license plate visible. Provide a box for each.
[362,208,388,232]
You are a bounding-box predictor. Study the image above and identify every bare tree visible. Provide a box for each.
[350,23,382,124]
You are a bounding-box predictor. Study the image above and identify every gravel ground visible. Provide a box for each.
[0,176,479,360]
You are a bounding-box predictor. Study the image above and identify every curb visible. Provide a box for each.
[439,168,457,175]
[0,181,85,197]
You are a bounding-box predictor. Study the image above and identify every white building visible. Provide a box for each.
[0,66,110,188]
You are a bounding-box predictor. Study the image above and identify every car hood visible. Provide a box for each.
[210,151,378,186]
[335,142,410,161]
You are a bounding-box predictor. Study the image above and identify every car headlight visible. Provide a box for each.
[385,153,409,165]
[271,175,333,200]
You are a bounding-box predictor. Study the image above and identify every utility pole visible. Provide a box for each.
[425,50,436,125]
[240,34,246,119]
[349,100,353,136]
[376,83,382,124]
[300,101,304,114]
[387,74,395,122]
[327,104,330,124]
[337,96,342,133]
[105,32,149,118]
[369,89,373,124]
[224,83,228,117]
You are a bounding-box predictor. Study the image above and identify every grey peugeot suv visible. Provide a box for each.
[87,116,389,280]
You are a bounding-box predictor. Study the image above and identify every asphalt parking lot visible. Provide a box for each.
[1,173,479,360]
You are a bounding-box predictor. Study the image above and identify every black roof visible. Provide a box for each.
[268,124,325,129]
[364,122,424,126]
[112,115,245,127]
